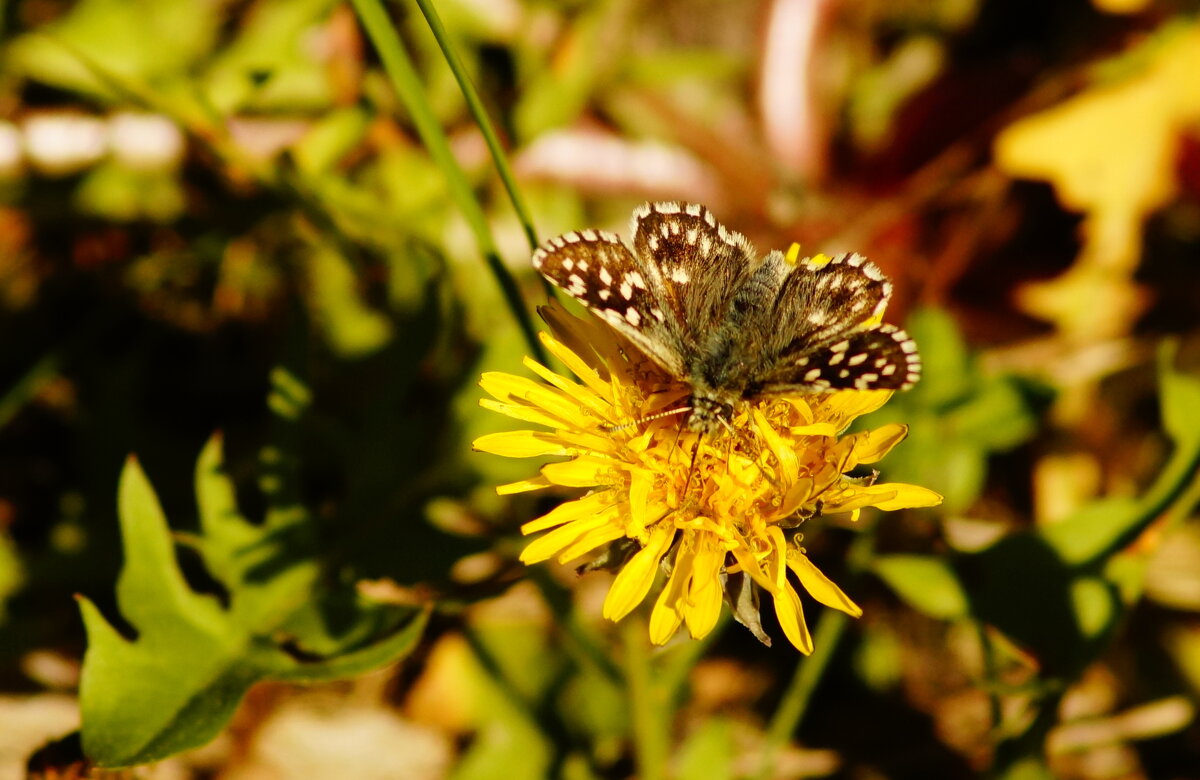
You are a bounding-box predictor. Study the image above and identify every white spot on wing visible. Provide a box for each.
[670,267,690,284]
[625,308,641,326]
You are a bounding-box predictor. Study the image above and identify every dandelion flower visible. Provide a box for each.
[475,299,941,653]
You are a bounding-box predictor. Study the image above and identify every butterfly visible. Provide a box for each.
[532,202,920,433]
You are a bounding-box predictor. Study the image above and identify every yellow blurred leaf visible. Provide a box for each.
[1092,0,1151,13]
[995,23,1200,339]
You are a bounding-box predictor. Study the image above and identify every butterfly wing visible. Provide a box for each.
[533,227,689,377]
[533,202,762,380]
[755,253,920,392]
[627,202,761,359]
[758,324,921,393]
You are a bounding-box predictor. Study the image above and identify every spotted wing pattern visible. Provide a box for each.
[532,226,686,376]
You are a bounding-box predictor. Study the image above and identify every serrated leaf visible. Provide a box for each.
[79,452,428,768]
[873,554,969,620]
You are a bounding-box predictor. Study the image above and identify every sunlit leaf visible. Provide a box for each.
[873,554,969,620]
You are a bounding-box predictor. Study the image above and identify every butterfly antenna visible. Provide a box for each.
[601,405,691,434]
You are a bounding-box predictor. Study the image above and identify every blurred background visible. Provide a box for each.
[2,0,1200,777]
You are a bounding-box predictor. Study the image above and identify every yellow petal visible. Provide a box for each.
[540,331,613,400]
[788,423,838,437]
[766,526,790,592]
[472,430,572,458]
[603,524,676,621]
[556,522,627,564]
[849,482,944,511]
[850,423,910,465]
[523,356,613,421]
[773,581,813,654]
[727,531,775,592]
[649,542,692,645]
[496,475,553,495]
[753,409,799,483]
[819,389,893,426]
[479,398,563,429]
[787,550,862,617]
[683,542,725,640]
[520,514,610,564]
[522,490,617,534]
[541,457,616,488]
[627,467,652,537]
[479,371,591,427]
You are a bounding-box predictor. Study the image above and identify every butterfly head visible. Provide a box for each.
[686,391,736,435]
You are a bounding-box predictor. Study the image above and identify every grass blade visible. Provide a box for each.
[350,0,546,362]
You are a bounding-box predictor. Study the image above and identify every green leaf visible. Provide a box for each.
[676,717,735,780]
[78,449,429,768]
[905,307,972,408]
[0,527,25,623]
[1160,343,1200,447]
[512,0,634,141]
[956,533,1121,676]
[1038,498,1141,566]
[873,554,969,620]
[947,377,1038,452]
[7,0,220,99]
[293,107,372,176]
[201,0,340,113]
[305,241,394,358]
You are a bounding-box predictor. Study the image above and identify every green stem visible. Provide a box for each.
[350,0,546,363]
[412,0,540,254]
[622,618,669,780]
[755,528,877,780]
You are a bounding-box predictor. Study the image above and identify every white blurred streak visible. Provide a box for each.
[515,129,722,206]
[0,122,21,175]
[23,113,108,175]
[109,112,185,170]
[758,0,832,182]
[1048,696,1194,754]
[226,117,310,161]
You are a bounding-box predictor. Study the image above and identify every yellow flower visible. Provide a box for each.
[474,302,941,653]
